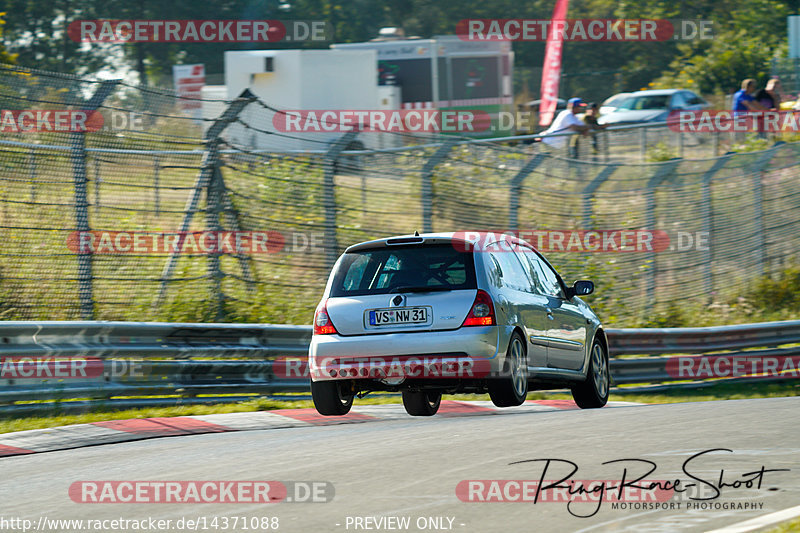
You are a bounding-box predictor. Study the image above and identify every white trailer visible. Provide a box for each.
[333,35,514,136]
[223,49,379,151]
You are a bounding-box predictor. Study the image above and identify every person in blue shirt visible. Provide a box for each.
[733,79,766,112]
[732,79,767,139]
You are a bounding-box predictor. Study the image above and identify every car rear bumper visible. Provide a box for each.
[308,326,502,381]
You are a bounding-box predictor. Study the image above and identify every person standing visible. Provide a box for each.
[538,97,590,156]
[754,78,782,110]
[753,78,782,137]
[732,79,766,140]
[732,79,767,112]
[582,102,607,159]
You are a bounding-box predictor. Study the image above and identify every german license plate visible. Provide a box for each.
[368,307,428,326]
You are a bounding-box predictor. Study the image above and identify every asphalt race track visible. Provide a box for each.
[2,397,799,533]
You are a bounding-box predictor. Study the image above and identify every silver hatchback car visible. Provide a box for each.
[308,232,610,416]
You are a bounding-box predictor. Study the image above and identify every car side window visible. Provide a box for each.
[687,92,705,106]
[515,248,545,293]
[523,252,563,298]
[485,243,533,292]
[671,92,689,109]
[485,254,503,288]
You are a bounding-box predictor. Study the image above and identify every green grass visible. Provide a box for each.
[1,381,797,435]
[765,517,800,533]
[608,380,800,404]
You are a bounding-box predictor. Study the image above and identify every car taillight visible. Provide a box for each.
[314,300,339,335]
[462,290,496,327]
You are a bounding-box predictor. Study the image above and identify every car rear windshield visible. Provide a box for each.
[330,244,476,297]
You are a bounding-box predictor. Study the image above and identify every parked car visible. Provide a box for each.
[525,97,567,110]
[308,232,610,416]
[598,89,709,125]
[599,92,631,116]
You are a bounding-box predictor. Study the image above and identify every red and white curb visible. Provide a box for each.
[0,400,642,458]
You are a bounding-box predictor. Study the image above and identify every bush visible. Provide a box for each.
[746,265,800,311]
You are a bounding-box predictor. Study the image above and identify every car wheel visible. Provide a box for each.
[311,380,354,416]
[402,390,442,416]
[571,339,610,409]
[488,332,528,407]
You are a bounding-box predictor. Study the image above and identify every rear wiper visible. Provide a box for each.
[390,286,455,293]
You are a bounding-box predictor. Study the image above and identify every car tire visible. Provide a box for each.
[571,339,610,409]
[311,380,354,416]
[488,332,528,407]
[402,390,442,416]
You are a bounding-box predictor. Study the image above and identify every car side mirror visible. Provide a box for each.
[566,280,594,299]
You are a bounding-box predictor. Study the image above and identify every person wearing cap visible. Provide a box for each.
[755,78,782,110]
[538,97,590,153]
[753,78,782,138]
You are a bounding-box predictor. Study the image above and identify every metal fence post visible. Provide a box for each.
[206,166,225,320]
[94,158,101,211]
[639,127,647,162]
[220,191,256,290]
[361,172,367,216]
[71,79,119,320]
[643,159,681,314]
[420,139,457,233]
[27,151,36,201]
[153,155,160,216]
[508,154,545,230]
[581,164,619,229]
[700,154,731,301]
[322,131,358,268]
[750,143,781,279]
[158,89,257,303]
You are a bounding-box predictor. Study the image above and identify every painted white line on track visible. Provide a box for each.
[705,504,800,533]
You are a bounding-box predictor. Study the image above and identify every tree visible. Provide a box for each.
[0,11,17,64]
[0,0,108,73]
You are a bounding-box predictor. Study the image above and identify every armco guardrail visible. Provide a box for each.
[607,320,800,355]
[0,322,313,414]
[0,320,798,414]
[607,320,800,386]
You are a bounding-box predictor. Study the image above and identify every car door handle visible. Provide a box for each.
[545,308,554,320]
